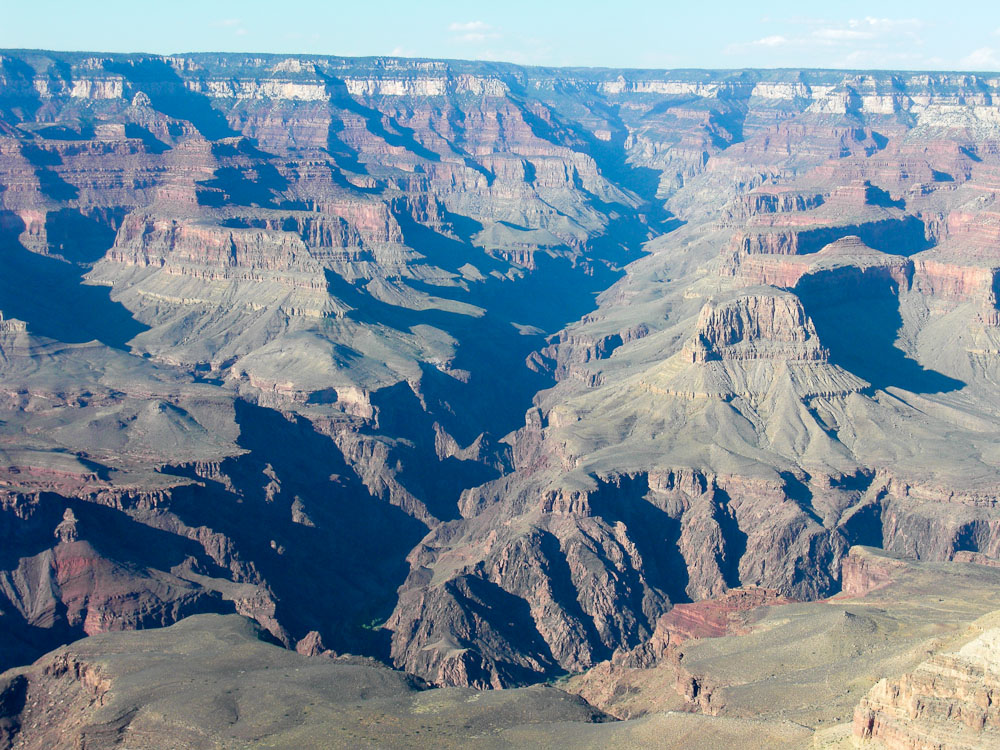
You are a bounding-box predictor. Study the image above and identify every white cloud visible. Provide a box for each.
[848,17,922,30]
[212,18,248,37]
[448,21,490,32]
[962,47,1000,70]
[728,14,933,66]
[448,21,501,43]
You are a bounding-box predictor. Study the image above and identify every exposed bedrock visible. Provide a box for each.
[388,274,1000,685]
[730,215,930,257]
[854,626,1000,749]
[3,52,1000,695]
[389,465,882,686]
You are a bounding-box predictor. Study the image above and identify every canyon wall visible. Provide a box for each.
[2,51,1000,690]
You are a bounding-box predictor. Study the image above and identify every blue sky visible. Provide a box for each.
[2,1,999,71]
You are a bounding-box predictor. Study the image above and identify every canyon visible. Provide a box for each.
[3,50,1000,747]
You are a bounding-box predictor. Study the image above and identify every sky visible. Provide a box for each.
[2,1,999,71]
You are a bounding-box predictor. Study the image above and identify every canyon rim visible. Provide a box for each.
[2,20,1000,749]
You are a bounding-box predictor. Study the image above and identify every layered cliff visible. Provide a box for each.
[2,52,1000,716]
[854,621,1000,749]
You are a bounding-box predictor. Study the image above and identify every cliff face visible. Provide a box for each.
[2,51,1000,695]
[854,625,1000,749]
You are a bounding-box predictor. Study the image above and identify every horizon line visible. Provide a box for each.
[2,47,998,77]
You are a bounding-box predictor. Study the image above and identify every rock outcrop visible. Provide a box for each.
[854,626,1000,749]
[4,51,1000,705]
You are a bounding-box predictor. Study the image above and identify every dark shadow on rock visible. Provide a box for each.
[314,70,442,164]
[831,469,877,493]
[951,519,1000,557]
[0,608,80,674]
[321,267,553,447]
[104,58,236,141]
[34,168,79,201]
[20,143,62,167]
[0,211,147,349]
[196,139,290,208]
[369,378,505,522]
[325,111,371,177]
[196,165,287,208]
[0,492,67,571]
[124,123,170,153]
[714,489,748,589]
[501,90,683,273]
[165,400,428,660]
[582,199,682,269]
[865,183,905,209]
[0,672,27,732]
[536,530,612,662]
[441,208,485,245]
[44,208,120,264]
[446,573,562,684]
[0,492,236,672]
[870,131,890,151]
[391,201,501,277]
[960,145,983,163]
[780,472,824,527]
[509,89,666,206]
[20,143,80,201]
[795,216,930,256]
[590,474,689,610]
[840,500,886,549]
[69,497,232,579]
[33,123,95,141]
[795,267,964,394]
[0,55,43,121]
[706,100,749,150]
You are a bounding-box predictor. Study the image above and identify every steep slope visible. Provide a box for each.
[3,52,1000,701]
[387,73,1000,685]
[561,547,1000,730]
[854,620,1000,749]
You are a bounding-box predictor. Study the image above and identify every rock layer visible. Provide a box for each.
[854,626,1000,749]
[3,52,1000,701]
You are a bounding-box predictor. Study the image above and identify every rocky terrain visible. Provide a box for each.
[3,48,1000,745]
[3,547,1000,748]
[0,612,824,749]
[854,624,1000,749]
[563,546,1000,732]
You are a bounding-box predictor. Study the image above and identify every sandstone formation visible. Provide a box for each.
[564,547,1000,733]
[854,623,1000,749]
[3,54,1000,742]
